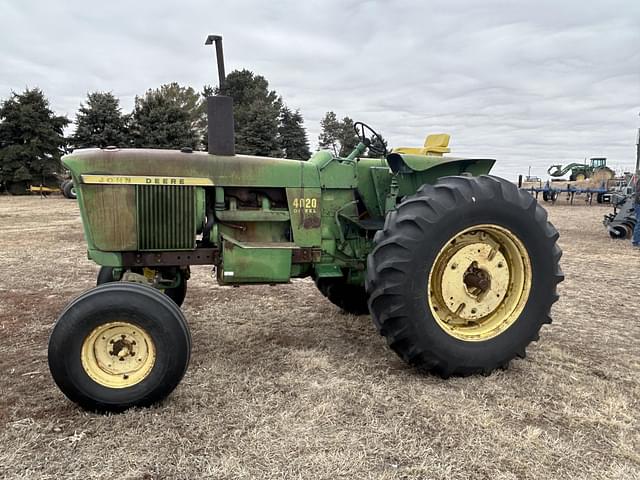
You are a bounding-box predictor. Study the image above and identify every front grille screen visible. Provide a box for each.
[136,185,196,250]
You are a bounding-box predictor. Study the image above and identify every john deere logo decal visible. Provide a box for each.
[81,175,214,186]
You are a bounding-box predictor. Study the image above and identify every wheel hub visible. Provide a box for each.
[440,242,510,323]
[428,225,532,341]
[81,322,156,388]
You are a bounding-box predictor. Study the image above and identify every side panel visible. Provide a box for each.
[83,185,137,251]
[286,187,322,247]
[218,240,292,284]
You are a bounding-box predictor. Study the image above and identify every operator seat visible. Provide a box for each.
[392,133,451,156]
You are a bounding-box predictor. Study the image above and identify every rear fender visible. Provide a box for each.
[386,153,495,176]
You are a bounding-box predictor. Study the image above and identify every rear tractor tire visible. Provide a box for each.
[315,277,369,315]
[48,283,191,412]
[97,266,188,307]
[366,175,563,377]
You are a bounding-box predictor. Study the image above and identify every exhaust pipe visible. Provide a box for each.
[205,35,235,156]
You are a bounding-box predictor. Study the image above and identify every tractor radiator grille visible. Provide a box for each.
[136,185,196,250]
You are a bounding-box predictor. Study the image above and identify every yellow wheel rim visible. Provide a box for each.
[81,322,156,388]
[428,224,532,342]
[575,173,586,181]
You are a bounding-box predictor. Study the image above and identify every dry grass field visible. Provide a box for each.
[0,195,638,480]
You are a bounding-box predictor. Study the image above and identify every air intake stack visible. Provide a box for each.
[205,34,235,156]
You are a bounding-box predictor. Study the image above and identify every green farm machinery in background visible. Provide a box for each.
[547,157,614,181]
[48,36,563,412]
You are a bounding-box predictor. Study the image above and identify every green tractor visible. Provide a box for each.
[547,157,614,182]
[48,36,563,412]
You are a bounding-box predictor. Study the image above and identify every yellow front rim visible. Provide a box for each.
[81,322,156,388]
[428,224,532,342]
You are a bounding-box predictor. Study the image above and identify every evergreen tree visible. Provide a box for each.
[338,116,359,157]
[72,92,129,148]
[129,83,202,149]
[199,85,215,150]
[318,112,360,157]
[0,88,69,191]
[367,134,388,157]
[318,111,341,155]
[279,106,311,160]
[218,69,282,157]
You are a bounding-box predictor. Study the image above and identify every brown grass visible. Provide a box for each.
[0,195,638,480]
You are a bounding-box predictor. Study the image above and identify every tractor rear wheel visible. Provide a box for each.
[97,266,188,306]
[48,282,191,412]
[315,277,369,315]
[366,175,563,377]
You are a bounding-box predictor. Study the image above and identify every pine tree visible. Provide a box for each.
[367,134,388,157]
[279,106,311,160]
[338,116,359,157]
[199,85,215,150]
[129,83,202,149]
[0,88,69,193]
[217,69,282,157]
[318,111,341,156]
[72,92,129,148]
[318,112,360,157]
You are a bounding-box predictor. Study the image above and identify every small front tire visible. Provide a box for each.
[48,282,191,412]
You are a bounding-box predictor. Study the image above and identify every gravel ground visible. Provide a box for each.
[0,195,638,480]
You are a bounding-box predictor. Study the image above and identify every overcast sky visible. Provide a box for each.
[1,0,638,178]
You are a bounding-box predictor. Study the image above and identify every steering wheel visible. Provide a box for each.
[353,121,387,156]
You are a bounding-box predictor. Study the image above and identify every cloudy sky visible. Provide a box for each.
[1,0,638,178]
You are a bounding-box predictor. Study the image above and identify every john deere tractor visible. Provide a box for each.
[547,157,614,182]
[48,36,563,412]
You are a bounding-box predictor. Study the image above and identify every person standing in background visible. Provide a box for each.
[633,174,640,247]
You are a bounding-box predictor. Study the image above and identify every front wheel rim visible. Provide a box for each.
[81,321,156,388]
[428,224,532,341]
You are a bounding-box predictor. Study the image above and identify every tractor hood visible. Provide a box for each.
[63,148,320,188]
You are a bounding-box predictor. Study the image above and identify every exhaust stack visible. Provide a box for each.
[205,34,235,156]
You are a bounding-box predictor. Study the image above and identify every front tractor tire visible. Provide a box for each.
[97,266,188,307]
[366,175,563,377]
[48,283,191,412]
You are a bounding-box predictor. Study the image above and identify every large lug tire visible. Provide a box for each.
[315,277,369,315]
[97,266,188,307]
[48,282,191,412]
[366,175,563,378]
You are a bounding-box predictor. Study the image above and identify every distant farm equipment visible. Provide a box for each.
[547,157,614,182]
[28,185,61,196]
[603,193,635,239]
[523,180,610,204]
[60,179,77,199]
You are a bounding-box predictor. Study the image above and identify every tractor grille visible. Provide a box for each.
[136,185,196,250]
